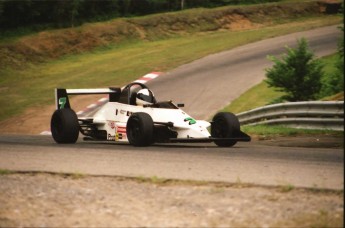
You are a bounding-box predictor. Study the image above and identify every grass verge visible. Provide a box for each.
[0,169,12,175]
[242,124,343,138]
[1,170,343,193]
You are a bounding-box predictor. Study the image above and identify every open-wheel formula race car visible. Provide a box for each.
[51,82,251,147]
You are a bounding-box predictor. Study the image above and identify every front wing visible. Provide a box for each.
[168,130,251,143]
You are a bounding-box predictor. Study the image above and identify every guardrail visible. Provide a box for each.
[236,101,344,131]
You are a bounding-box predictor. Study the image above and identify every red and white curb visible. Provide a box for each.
[133,72,161,84]
[40,72,162,135]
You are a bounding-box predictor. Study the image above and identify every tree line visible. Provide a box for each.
[0,0,281,31]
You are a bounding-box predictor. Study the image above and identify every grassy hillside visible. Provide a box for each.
[0,1,335,69]
[0,1,342,122]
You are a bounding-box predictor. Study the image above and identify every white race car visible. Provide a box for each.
[51,82,250,147]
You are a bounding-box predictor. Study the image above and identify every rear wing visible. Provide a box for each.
[55,87,121,110]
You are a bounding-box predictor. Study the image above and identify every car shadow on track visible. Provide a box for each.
[80,140,249,149]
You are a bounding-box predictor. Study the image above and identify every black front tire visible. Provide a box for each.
[51,108,79,144]
[126,112,154,147]
[211,112,240,147]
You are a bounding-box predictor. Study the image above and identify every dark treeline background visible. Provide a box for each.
[0,0,280,31]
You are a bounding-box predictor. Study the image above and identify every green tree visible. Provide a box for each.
[317,26,343,98]
[265,38,323,102]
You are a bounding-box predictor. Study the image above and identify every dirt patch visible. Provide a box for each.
[0,173,343,227]
[218,14,261,31]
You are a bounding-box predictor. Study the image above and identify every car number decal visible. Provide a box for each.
[184,117,196,125]
[58,97,67,109]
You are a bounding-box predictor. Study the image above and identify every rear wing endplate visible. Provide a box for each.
[55,87,121,110]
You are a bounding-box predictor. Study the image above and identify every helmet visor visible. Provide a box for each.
[137,92,154,103]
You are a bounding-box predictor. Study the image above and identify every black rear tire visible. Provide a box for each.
[126,112,154,147]
[51,109,79,144]
[211,112,240,147]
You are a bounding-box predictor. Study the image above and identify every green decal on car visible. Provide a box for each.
[184,117,196,125]
[59,97,67,109]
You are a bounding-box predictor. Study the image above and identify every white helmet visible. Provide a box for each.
[136,88,155,105]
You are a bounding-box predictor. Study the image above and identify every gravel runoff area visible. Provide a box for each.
[0,172,343,227]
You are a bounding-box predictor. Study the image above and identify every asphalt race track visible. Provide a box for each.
[0,135,343,190]
[0,25,343,189]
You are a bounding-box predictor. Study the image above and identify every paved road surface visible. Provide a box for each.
[0,135,343,189]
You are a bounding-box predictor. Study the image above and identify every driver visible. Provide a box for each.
[136,88,156,106]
